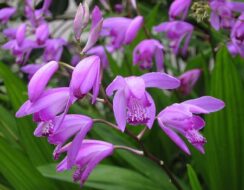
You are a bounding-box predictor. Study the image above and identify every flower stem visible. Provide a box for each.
[114,145,144,156]
[93,118,119,131]
[59,61,74,70]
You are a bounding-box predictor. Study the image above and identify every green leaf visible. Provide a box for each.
[187,164,202,190]
[0,62,53,166]
[0,105,19,145]
[195,47,244,189]
[38,164,163,190]
[0,139,57,190]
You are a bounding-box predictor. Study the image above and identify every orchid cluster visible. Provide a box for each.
[1,0,66,77]
[1,0,229,189]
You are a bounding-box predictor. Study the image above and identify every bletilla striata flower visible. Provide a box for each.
[2,24,36,64]
[169,0,191,20]
[106,72,180,131]
[25,0,52,27]
[70,55,101,103]
[154,21,193,55]
[178,69,201,95]
[101,16,143,51]
[35,114,93,167]
[228,13,244,57]
[157,96,225,154]
[56,140,114,185]
[16,61,73,122]
[0,7,16,24]
[133,39,164,71]
[210,0,244,31]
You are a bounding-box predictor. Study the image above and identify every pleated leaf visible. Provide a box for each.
[0,62,53,166]
[0,139,57,190]
[198,47,244,189]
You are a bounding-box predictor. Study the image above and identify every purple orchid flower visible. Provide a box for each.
[43,38,66,62]
[25,0,52,27]
[106,72,180,131]
[157,96,225,154]
[81,6,103,53]
[169,0,191,20]
[56,140,114,185]
[2,24,36,64]
[73,2,89,41]
[35,114,93,166]
[154,21,193,55]
[70,55,101,103]
[101,16,143,51]
[0,7,16,24]
[16,61,74,122]
[210,0,244,31]
[228,13,244,57]
[36,23,49,45]
[178,69,201,95]
[86,46,109,69]
[133,39,164,71]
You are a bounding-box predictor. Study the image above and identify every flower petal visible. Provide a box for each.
[82,19,103,53]
[106,76,126,96]
[158,119,190,155]
[28,61,58,102]
[113,90,127,132]
[67,121,93,169]
[145,92,156,129]
[124,16,143,44]
[182,96,225,114]
[141,72,180,90]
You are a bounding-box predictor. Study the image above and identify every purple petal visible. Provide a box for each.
[210,12,220,31]
[28,61,58,102]
[48,114,92,144]
[125,76,145,99]
[145,92,156,129]
[182,96,225,114]
[124,16,143,44]
[16,24,26,46]
[67,121,93,169]
[106,76,126,96]
[155,47,164,71]
[82,19,103,53]
[141,72,180,90]
[113,90,127,132]
[158,119,190,155]
[91,6,102,29]
[36,23,49,45]
[0,7,16,23]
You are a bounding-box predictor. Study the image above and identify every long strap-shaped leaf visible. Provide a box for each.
[0,62,52,166]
